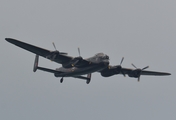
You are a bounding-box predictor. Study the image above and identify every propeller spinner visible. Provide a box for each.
[71,47,83,67]
[131,63,149,82]
[119,57,126,77]
[52,42,68,55]
[111,57,126,77]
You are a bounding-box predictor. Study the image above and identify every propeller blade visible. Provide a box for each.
[78,47,81,56]
[52,42,57,51]
[121,71,126,77]
[131,63,137,69]
[120,57,124,65]
[71,60,79,67]
[52,42,68,55]
[130,64,149,82]
[138,76,140,82]
[142,66,149,70]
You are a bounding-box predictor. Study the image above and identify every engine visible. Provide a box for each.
[128,69,142,78]
[100,66,122,77]
[62,56,83,68]
[46,51,60,61]
[46,50,68,61]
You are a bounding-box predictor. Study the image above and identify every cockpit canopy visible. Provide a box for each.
[95,53,109,60]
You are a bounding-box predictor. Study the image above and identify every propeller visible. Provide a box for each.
[113,57,126,77]
[142,66,149,71]
[78,47,81,57]
[119,57,126,77]
[131,63,149,82]
[52,42,57,51]
[71,47,83,67]
[52,42,68,55]
[120,57,124,66]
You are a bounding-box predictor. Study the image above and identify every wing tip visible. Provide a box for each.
[160,72,171,76]
[5,38,12,41]
[5,38,17,43]
[166,73,171,75]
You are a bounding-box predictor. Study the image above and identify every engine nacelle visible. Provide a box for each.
[62,56,83,68]
[46,51,68,61]
[46,51,60,60]
[100,66,122,77]
[128,69,142,78]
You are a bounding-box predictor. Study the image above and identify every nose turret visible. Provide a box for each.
[103,59,109,66]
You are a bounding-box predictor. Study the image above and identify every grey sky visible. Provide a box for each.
[1,0,176,120]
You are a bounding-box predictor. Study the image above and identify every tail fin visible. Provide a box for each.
[33,54,39,72]
[33,54,59,74]
[86,73,91,84]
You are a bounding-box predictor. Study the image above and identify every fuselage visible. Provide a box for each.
[54,53,109,77]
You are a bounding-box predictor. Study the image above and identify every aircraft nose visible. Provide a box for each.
[103,60,109,66]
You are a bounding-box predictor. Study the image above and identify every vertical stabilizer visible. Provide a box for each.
[86,73,91,84]
[33,55,39,72]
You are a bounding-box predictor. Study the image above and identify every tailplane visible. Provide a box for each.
[74,73,92,84]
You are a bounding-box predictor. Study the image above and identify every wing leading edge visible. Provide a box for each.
[121,68,171,76]
[100,65,171,79]
[5,38,73,64]
[5,38,92,67]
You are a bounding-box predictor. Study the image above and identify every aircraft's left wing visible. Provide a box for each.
[140,70,171,76]
[5,38,73,64]
[121,68,171,76]
[100,66,170,79]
